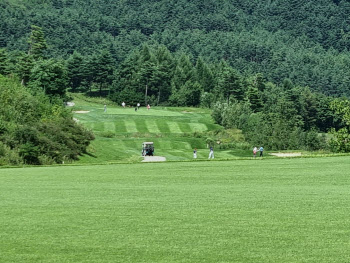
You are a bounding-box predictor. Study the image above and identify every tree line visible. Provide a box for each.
[2,25,350,154]
[1,0,350,96]
[0,26,94,165]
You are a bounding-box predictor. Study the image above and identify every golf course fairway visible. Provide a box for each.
[1,156,350,262]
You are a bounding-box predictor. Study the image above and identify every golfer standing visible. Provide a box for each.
[193,148,197,159]
[253,147,257,158]
[259,146,264,157]
[208,147,214,159]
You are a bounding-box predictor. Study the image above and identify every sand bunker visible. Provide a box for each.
[73,111,90,114]
[269,152,302,157]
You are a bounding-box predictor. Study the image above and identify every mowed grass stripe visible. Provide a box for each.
[122,139,138,150]
[93,122,104,132]
[188,123,208,132]
[153,140,172,150]
[124,120,138,133]
[178,122,191,133]
[167,122,183,133]
[104,122,115,132]
[156,119,170,133]
[135,119,149,133]
[171,140,193,150]
[81,122,93,129]
[115,120,127,133]
[145,120,161,134]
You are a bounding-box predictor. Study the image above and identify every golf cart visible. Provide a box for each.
[142,142,154,156]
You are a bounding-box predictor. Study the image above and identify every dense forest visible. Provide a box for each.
[1,0,350,164]
[1,0,350,96]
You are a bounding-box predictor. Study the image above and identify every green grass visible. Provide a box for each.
[1,156,350,262]
[71,95,235,164]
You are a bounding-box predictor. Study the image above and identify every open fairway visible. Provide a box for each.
[1,156,350,262]
[71,95,250,164]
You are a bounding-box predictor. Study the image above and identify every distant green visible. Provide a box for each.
[72,95,240,164]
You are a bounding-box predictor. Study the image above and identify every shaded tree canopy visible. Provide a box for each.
[1,0,350,96]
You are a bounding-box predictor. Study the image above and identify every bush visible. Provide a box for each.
[329,128,350,153]
[100,131,115,138]
[0,75,95,165]
[200,92,215,108]
[19,142,40,164]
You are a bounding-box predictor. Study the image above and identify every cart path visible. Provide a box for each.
[269,152,302,157]
[142,156,166,162]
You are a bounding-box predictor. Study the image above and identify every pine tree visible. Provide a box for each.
[153,45,175,104]
[195,57,215,92]
[217,61,244,103]
[28,25,48,60]
[0,34,6,48]
[17,54,34,86]
[67,52,85,92]
[0,49,7,75]
[94,50,115,95]
[246,86,263,112]
[29,59,68,97]
[254,73,265,92]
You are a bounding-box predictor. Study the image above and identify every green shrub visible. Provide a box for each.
[0,76,95,165]
[19,142,40,164]
[100,131,115,138]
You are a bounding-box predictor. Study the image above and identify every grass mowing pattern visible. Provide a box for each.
[167,121,183,133]
[156,119,171,133]
[135,119,150,133]
[71,96,229,163]
[104,122,115,132]
[146,119,161,134]
[124,119,138,133]
[115,120,127,133]
[1,157,350,262]
[188,122,207,132]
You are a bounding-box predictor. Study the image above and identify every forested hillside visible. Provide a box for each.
[0,75,94,165]
[1,0,350,158]
[1,0,350,96]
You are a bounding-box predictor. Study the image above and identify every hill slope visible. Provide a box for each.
[1,0,350,96]
[71,95,252,163]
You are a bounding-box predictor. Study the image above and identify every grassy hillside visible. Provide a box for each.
[1,156,350,262]
[72,95,252,163]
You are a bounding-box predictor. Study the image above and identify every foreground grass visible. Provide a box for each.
[1,156,350,262]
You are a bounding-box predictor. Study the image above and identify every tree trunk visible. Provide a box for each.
[145,84,148,105]
[157,88,161,106]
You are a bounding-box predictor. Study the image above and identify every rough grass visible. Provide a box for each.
[1,157,350,262]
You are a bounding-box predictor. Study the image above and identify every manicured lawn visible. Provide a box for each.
[71,95,246,164]
[1,156,350,262]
